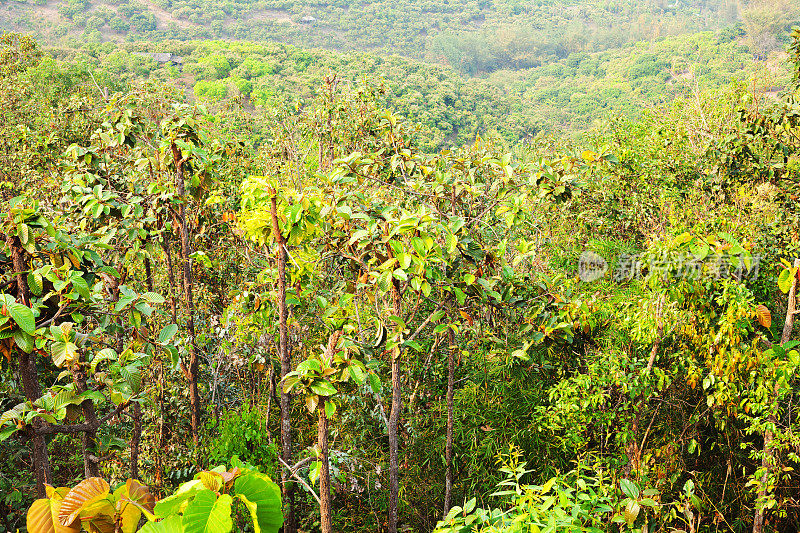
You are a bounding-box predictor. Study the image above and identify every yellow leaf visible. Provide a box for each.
[58,478,110,526]
[197,471,224,492]
[27,495,80,533]
[756,305,771,328]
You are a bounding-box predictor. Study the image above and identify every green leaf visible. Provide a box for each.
[181,490,232,533]
[778,268,796,294]
[18,223,30,245]
[154,480,203,518]
[376,271,391,293]
[689,238,710,260]
[51,341,79,368]
[158,324,179,345]
[142,292,166,304]
[620,479,639,499]
[69,273,90,299]
[27,272,43,296]
[623,499,640,527]
[121,365,143,393]
[454,287,466,306]
[368,373,381,394]
[91,348,118,373]
[324,400,336,418]
[311,381,336,396]
[234,473,283,533]
[398,253,412,270]
[8,303,35,335]
[13,330,34,353]
[139,515,183,533]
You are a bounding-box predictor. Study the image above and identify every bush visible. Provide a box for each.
[207,403,279,480]
[193,79,228,101]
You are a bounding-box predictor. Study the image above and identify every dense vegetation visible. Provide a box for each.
[2,0,800,531]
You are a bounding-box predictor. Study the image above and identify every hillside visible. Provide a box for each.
[54,30,793,147]
[3,0,797,75]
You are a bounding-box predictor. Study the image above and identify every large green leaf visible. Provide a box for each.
[234,473,283,533]
[142,292,166,304]
[154,480,203,518]
[778,267,797,294]
[158,324,179,345]
[13,329,34,353]
[181,490,232,533]
[309,379,337,397]
[139,515,184,533]
[8,302,35,334]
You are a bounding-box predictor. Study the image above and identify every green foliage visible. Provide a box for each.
[434,449,663,532]
[152,465,283,533]
[4,23,800,533]
[207,405,279,480]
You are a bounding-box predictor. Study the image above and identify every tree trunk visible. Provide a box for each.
[754,258,799,533]
[318,400,332,533]
[171,143,201,447]
[443,327,455,518]
[8,235,51,495]
[155,360,165,488]
[132,257,154,480]
[161,237,178,324]
[388,276,403,533]
[71,363,100,477]
[269,190,296,533]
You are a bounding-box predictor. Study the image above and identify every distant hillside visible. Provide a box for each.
[495,29,794,130]
[54,26,793,150]
[3,0,796,75]
[58,39,543,149]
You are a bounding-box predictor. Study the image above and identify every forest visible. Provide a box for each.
[2,0,800,531]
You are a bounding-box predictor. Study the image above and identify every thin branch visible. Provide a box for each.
[406,304,443,345]
[278,457,321,505]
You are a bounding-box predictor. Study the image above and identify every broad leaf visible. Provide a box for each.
[27,495,80,533]
[58,478,110,526]
[13,329,34,353]
[154,480,203,518]
[233,473,283,533]
[139,515,183,533]
[756,305,771,328]
[158,324,179,345]
[181,490,232,533]
[9,302,35,335]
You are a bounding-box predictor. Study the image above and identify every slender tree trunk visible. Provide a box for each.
[269,190,296,533]
[8,235,51,495]
[71,363,100,477]
[443,327,455,518]
[131,257,154,480]
[317,330,342,533]
[155,360,165,488]
[318,401,332,533]
[171,143,201,447]
[754,258,799,533]
[162,237,178,324]
[388,276,403,533]
[266,365,274,445]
